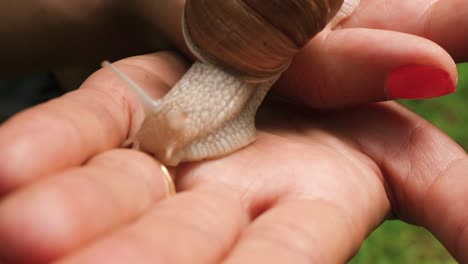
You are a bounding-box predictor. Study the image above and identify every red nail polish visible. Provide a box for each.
[386,65,456,99]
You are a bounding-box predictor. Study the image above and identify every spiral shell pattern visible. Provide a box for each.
[184,0,344,81]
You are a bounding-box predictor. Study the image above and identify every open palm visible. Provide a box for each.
[0,52,466,263]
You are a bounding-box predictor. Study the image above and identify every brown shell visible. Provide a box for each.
[183,0,344,81]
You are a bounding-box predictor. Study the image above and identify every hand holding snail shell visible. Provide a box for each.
[103,0,360,166]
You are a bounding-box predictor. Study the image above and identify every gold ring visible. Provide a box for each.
[160,165,176,196]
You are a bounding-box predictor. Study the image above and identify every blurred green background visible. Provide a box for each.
[349,63,468,263]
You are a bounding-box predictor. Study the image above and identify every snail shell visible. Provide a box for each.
[184,0,345,81]
[103,0,359,166]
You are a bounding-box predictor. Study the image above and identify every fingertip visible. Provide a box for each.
[386,64,456,99]
[0,184,73,263]
[0,139,26,194]
[276,28,457,107]
[0,113,62,194]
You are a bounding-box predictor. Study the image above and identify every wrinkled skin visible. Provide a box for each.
[0,0,467,263]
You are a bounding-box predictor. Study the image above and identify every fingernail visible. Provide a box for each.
[456,62,468,91]
[386,65,456,99]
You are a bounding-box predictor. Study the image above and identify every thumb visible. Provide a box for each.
[274,28,458,108]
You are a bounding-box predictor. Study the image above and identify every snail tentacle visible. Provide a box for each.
[101,61,161,113]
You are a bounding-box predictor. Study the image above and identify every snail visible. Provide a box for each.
[103,0,360,166]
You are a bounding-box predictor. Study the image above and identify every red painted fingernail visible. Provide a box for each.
[386,65,456,99]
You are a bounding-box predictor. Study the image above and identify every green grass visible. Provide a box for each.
[349,63,468,263]
[349,221,457,264]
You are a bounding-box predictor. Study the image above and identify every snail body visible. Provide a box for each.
[103,0,359,166]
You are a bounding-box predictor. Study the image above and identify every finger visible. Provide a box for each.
[316,102,467,262]
[424,0,468,61]
[223,200,361,264]
[0,51,189,193]
[321,102,466,219]
[343,0,468,62]
[274,28,457,108]
[56,184,249,264]
[0,149,171,263]
[422,157,468,263]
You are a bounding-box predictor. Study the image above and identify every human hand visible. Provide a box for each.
[0,51,467,263]
[273,0,468,107]
[1,0,467,263]
[2,0,466,106]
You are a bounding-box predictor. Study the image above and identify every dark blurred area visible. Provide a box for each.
[0,74,64,122]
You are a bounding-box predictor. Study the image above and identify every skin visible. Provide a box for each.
[100,0,360,166]
[0,0,467,263]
